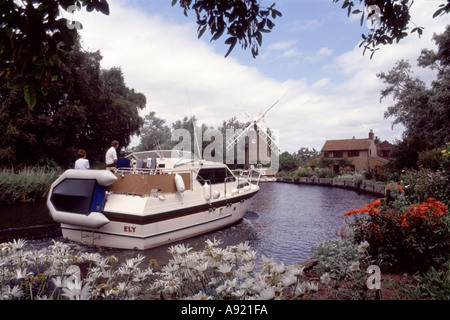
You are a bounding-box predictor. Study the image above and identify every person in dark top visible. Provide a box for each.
[116,150,131,169]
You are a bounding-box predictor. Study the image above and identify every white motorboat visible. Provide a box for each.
[47,150,260,250]
[239,164,277,183]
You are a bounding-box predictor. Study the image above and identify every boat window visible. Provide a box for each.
[50,179,97,214]
[196,168,236,185]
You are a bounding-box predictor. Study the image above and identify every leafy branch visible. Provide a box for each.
[172,0,282,58]
[333,0,449,59]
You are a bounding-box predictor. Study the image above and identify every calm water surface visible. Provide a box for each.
[0,183,376,265]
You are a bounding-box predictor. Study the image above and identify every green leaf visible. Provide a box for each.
[24,84,37,109]
[96,1,110,15]
[225,36,237,45]
[211,27,225,41]
[7,78,25,89]
[198,25,207,39]
[433,7,445,18]
[257,31,263,46]
[224,37,237,58]
[273,9,282,17]
[172,0,178,7]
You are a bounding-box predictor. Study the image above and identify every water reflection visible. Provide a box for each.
[0,183,376,265]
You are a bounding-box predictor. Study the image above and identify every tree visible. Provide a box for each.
[417,25,450,146]
[98,67,145,149]
[136,111,172,151]
[296,147,319,163]
[0,43,144,168]
[0,0,110,108]
[378,25,450,148]
[389,134,430,170]
[278,151,301,172]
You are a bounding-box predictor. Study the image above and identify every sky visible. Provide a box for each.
[69,0,448,153]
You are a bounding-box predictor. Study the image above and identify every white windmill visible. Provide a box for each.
[225,97,281,170]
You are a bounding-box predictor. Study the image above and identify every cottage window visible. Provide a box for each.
[348,150,360,157]
[325,152,343,158]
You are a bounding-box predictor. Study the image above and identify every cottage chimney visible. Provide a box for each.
[369,129,374,140]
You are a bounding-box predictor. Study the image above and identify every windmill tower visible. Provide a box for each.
[225,98,281,169]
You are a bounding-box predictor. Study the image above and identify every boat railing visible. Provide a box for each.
[112,166,248,198]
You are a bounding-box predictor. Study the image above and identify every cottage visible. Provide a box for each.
[309,130,394,174]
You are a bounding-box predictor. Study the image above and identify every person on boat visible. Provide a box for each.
[74,149,90,170]
[106,140,119,170]
[150,157,162,174]
[116,150,131,169]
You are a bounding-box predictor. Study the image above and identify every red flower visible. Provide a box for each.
[396,198,448,228]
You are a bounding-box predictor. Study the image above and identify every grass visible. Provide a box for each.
[0,167,62,203]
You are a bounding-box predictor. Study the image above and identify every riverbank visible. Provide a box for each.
[276,176,386,197]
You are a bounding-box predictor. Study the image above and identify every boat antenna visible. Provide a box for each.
[156,141,164,159]
[186,90,203,162]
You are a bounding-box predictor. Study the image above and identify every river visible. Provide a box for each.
[0,182,376,266]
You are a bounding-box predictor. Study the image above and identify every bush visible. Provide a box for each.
[364,164,399,182]
[313,167,336,179]
[296,167,313,177]
[312,238,376,300]
[418,148,444,171]
[343,197,450,272]
[400,168,449,206]
[412,259,450,300]
[0,167,62,203]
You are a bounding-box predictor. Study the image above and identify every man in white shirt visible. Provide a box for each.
[106,140,119,170]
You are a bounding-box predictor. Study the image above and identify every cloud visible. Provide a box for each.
[76,1,448,153]
[288,19,323,32]
[317,47,333,56]
[268,40,298,51]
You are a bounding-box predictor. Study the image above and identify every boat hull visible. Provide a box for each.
[59,190,257,250]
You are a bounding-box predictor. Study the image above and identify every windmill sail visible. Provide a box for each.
[225,97,282,167]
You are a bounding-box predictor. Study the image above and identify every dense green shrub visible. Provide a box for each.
[399,144,450,205]
[412,260,450,300]
[0,167,62,203]
[296,167,314,177]
[364,163,399,182]
[400,169,449,205]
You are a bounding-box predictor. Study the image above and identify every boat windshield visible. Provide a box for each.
[128,150,199,162]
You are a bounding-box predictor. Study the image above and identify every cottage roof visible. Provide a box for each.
[321,138,372,152]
